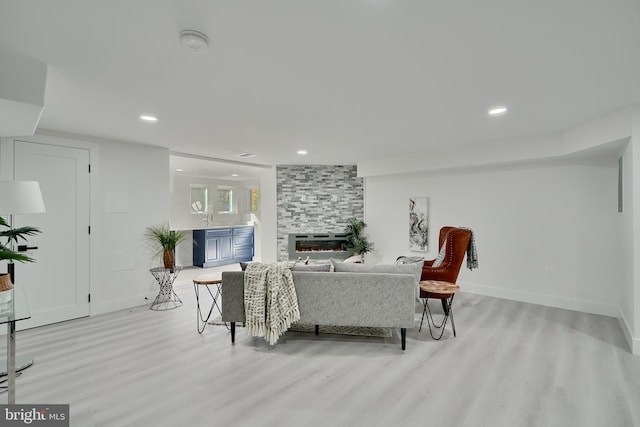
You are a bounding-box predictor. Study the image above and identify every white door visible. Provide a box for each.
[13,140,90,329]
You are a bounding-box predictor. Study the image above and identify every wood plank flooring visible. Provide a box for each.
[3,267,639,427]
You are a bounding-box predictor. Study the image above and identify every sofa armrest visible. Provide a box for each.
[221,271,246,322]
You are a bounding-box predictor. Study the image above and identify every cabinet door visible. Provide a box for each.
[206,237,220,262]
[192,230,206,267]
[234,246,254,261]
[220,236,233,260]
[232,226,254,262]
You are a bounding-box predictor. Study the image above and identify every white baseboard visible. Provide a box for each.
[91,292,155,316]
[461,281,618,317]
[617,309,640,355]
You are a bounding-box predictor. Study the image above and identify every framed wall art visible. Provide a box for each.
[409,197,429,251]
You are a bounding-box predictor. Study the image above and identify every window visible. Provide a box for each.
[190,186,208,214]
[250,188,259,212]
[218,188,233,213]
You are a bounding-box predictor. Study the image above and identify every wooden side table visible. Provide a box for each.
[193,273,226,333]
[418,280,460,340]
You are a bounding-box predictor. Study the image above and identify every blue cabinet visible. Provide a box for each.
[193,226,254,267]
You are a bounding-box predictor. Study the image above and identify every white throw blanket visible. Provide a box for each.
[462,227,479,270]
[244,262,300,345]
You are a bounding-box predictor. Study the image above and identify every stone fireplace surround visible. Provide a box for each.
[276,165,364,261]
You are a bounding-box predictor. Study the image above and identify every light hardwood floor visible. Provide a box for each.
[4,267,640,427]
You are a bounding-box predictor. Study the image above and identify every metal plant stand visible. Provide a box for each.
[149,266,183,310]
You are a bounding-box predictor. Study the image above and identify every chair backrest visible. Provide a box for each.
[422,227,472,284]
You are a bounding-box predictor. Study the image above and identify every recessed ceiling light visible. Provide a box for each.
[231,174,239,177]
[488,106,507,116]
[175,168,184,172]
[140,114,158,122]
[297,150,308,155]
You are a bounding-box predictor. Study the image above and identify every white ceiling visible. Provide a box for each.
[1,0,639,169]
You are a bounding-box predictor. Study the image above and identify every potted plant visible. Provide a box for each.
[344,217,374,257]
[144,223,187,269]
[0,216,42,296]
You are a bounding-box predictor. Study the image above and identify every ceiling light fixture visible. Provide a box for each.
[180,30,209,53]
[488,106,507,116]
[139,114,158,122]
[231,174,239,177]
[175,169,184,172]
[297,150,308,155]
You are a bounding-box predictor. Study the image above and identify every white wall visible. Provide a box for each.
[364,159,621,317]
[619,141,635,347]
[92,137,169,314]
[630,109,640,353]
[257,166,277,263]
[0,46,47,136]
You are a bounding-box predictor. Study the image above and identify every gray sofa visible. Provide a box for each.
[221,263,421,350]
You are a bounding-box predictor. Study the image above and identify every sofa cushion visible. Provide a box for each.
[331,259,423,284]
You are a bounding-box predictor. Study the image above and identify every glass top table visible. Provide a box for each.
[0,285,31,404]
[0,285,31,324]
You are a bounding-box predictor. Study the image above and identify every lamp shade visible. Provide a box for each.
[0,180,46,215]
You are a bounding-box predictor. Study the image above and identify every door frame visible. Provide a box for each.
[1,132,99,318]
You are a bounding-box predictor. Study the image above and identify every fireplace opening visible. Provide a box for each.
[288,233,349,260]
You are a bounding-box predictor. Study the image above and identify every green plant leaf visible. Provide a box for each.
[0,226,42,243]
[344,217,374,255]
[144,223,188,255]
[0,250,34,263]
[0,216,41,263]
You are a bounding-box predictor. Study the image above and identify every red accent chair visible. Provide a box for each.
[421,227,472,285]
[420,227,472,338]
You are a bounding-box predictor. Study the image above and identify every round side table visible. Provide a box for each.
[193,273,226,333]
[418,280,460,340]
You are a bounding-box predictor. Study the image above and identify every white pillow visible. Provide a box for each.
[432,241,447,267]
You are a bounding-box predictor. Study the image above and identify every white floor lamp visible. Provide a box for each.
[0,180,46,377]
